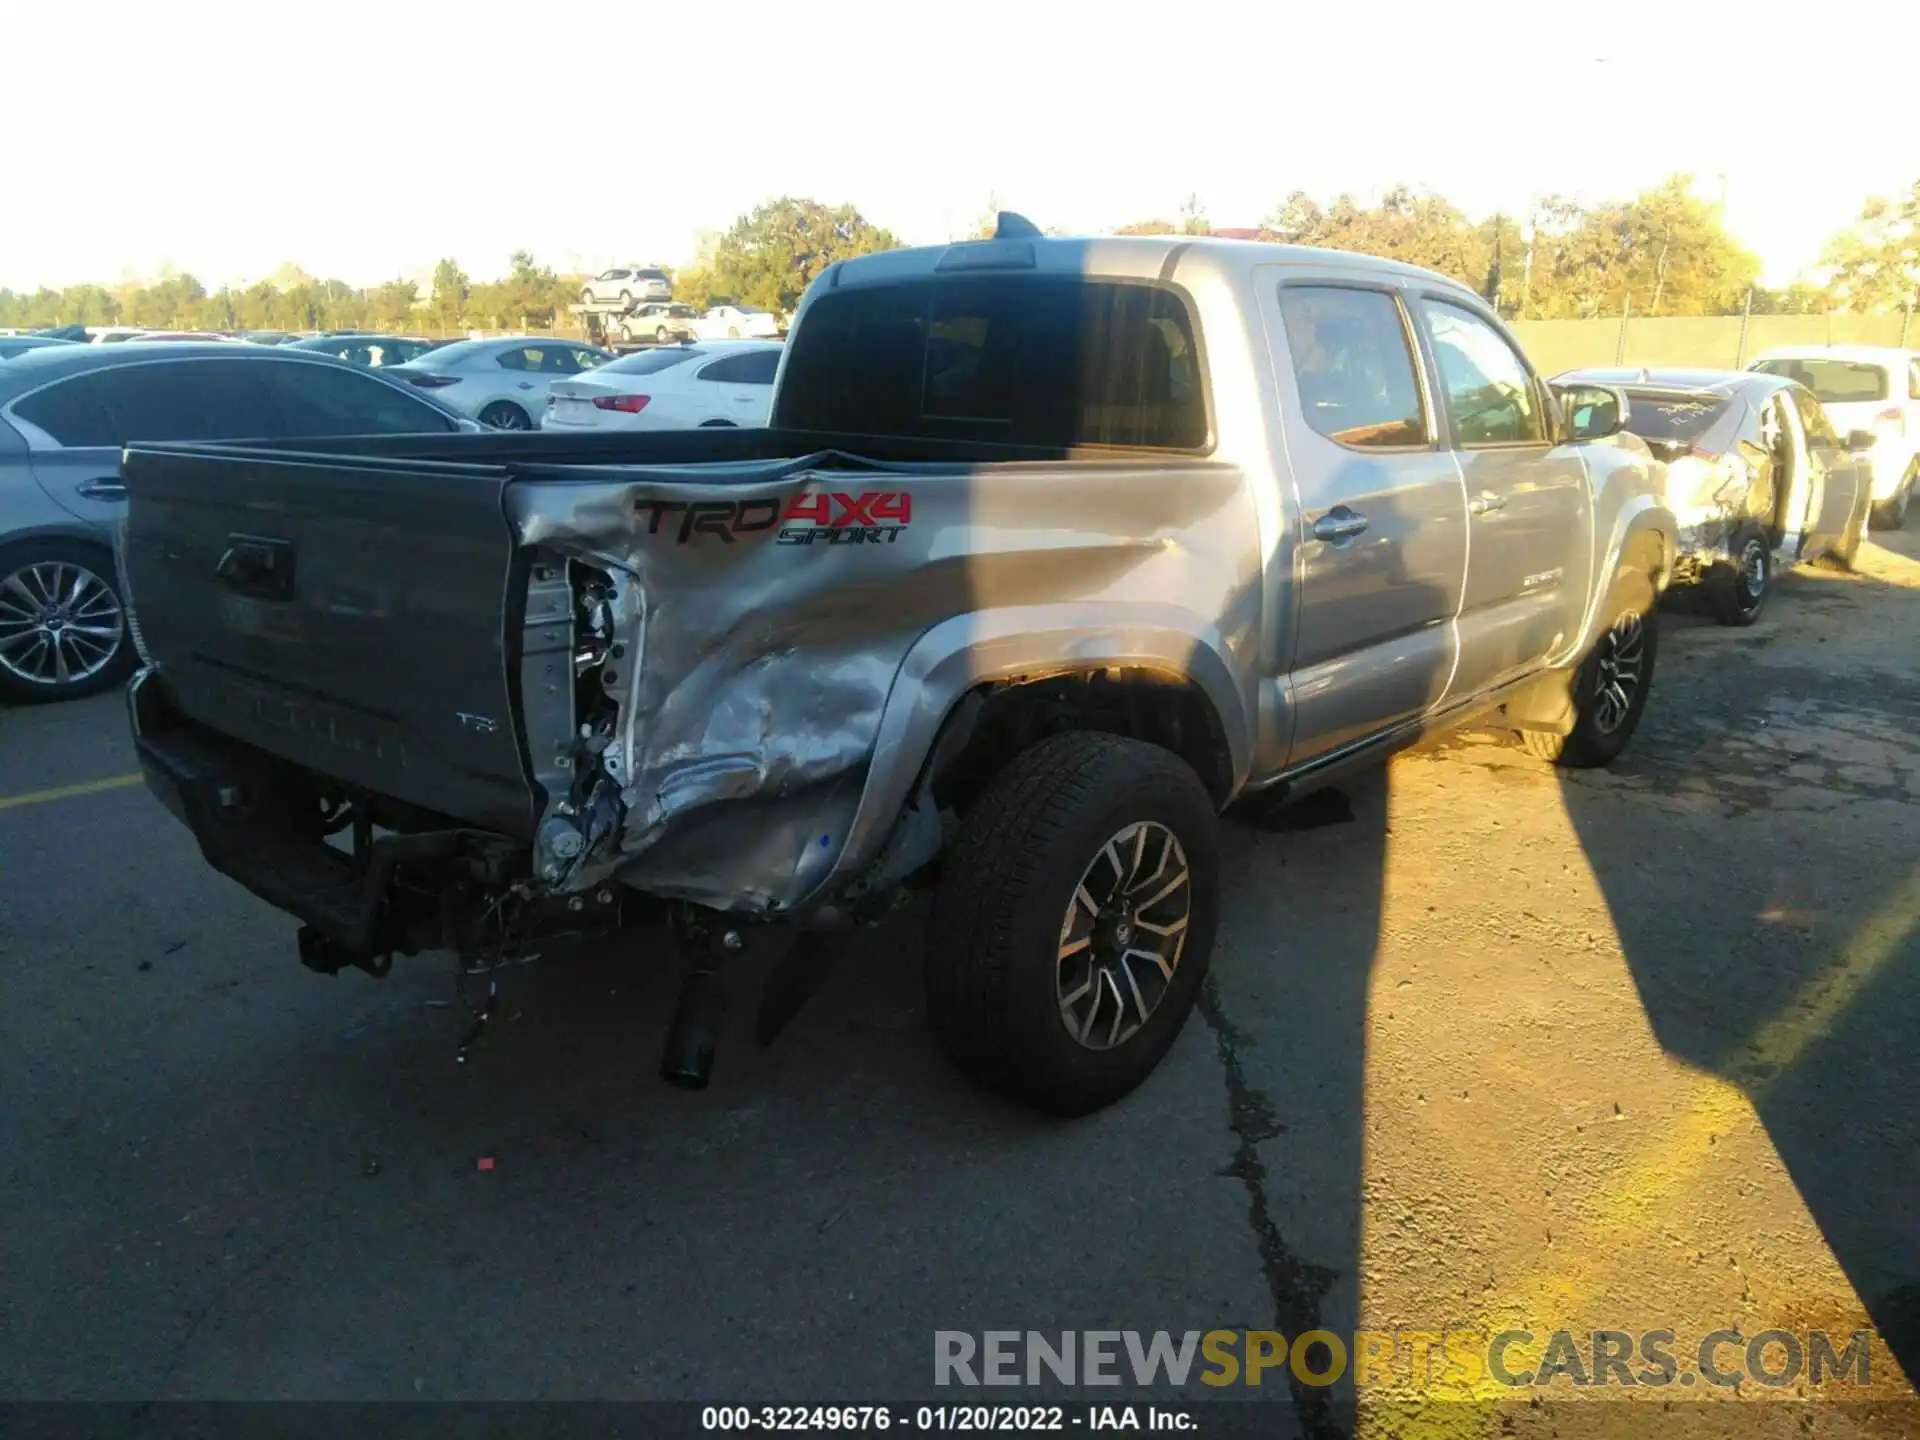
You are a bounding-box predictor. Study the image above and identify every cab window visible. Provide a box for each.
[1277,286,1428,449]
[1419,300,1545,446]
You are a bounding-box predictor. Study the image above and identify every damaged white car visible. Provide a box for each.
[1554,367,1874,625]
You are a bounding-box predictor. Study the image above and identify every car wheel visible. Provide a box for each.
[478,401,531,431]
[697,419,735,428]
[924,732,1220,1116]
[1871,466,1915,530]
[619,290,633,308]
[579,288,594,304]
[0,538,135,705]
[1520,566,1658,769]
[655,326,670,343]
[1709,525,1770,627]
[727,326,741,339]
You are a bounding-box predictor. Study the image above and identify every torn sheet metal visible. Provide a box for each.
[503,455,1262,915]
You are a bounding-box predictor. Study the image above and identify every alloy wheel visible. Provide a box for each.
[1591,609,1647,736]
[1737,536,1769,615]
[0,559,125,690]
[1056,820,1192,1050]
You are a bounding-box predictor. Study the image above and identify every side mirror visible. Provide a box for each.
[1555,384,1630,442]
[1846,428,1877,452]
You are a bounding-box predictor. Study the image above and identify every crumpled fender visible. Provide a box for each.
[501,455,1262,915]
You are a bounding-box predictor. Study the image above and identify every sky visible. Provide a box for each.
[8,0,1919,294]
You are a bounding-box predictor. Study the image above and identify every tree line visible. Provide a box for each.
[4,176,1915,335]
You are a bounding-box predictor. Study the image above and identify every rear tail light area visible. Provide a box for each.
[404,373,460,389]
[1877,406,1903,427]
[592,394,650,413]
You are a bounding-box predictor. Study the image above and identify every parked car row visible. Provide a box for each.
[0,342,478,702]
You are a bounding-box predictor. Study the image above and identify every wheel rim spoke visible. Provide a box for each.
[0,560,123,687]
[1056,820,1191,1052]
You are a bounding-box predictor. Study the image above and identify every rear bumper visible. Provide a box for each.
[130,667,494,957]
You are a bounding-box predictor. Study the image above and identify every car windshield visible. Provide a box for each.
[598,348,707,376]
[1619,391,1733,449]
[1750,359,1889,404]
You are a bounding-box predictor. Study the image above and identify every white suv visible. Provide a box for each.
[1749,345,1920,528]
[578,266,672,308]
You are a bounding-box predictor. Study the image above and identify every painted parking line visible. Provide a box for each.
[0,773,143,812]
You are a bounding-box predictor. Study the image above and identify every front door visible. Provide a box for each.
[1786,385,1864,556]
[1262,278,1468,769]
[1413,296,1593,702]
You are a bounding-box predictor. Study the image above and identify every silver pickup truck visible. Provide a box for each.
[118,216,1676,1115]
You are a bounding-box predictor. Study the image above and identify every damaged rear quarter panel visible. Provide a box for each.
[505,455,1262,914]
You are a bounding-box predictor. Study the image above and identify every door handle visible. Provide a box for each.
[1312,507,1370,543]
[1469,492,1508,515]
[76,479,127,501]
[517,381,535,390]
[215,534,296,601]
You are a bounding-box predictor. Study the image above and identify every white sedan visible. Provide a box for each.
[691,304,781,340]
[388,337,615,430]
[542,341,782,431]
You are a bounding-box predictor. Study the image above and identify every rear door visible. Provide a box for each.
[695,348,780,424]
[1262,278,1467,766]
[1413,296,1592,701]
[13,358,282,526]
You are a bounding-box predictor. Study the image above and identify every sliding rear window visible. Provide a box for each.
[775,276,1209,450]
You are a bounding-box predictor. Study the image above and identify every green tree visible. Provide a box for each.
[431,258,470,329]
[708,198,900,313]
[370,279,420,330]
[1532,177,1758,318]
[1821,179,1919,314]
[1112,218,1178,236]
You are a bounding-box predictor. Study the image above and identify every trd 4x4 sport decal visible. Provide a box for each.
[636,491,913,545]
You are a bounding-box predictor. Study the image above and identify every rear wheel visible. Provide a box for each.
[1708,525,1770,627]
[1519,566,1658,768]
[727,326,741,339]
[579,287,594,305]
[655,325,670,343]
[0,538,134,704]
[618,290,633,308]
[924,733,1220,1116]
[478,401,531,431]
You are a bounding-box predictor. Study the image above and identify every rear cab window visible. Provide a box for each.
[775,275,1209,450]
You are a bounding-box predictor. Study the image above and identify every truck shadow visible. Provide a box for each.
[1546,546,1920,1388]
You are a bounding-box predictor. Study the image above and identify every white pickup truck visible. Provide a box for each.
[118,215,1677,1115]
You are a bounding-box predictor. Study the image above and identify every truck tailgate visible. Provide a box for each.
[120,445,536,836]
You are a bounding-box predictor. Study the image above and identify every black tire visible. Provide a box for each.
[1520,566,1658,768]
[1708,524,1770,627]
[924,733,1220,1116]
[579,288,594,305]
[655,325,670,343]
[0,537,136,705]
[478,401,531,431]
[1871,467,1914,530]
[618,290,633,308]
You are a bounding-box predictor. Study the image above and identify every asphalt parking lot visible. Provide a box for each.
[3,529,1918,1439]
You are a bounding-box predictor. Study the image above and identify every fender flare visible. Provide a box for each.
[801,603,1252,905]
